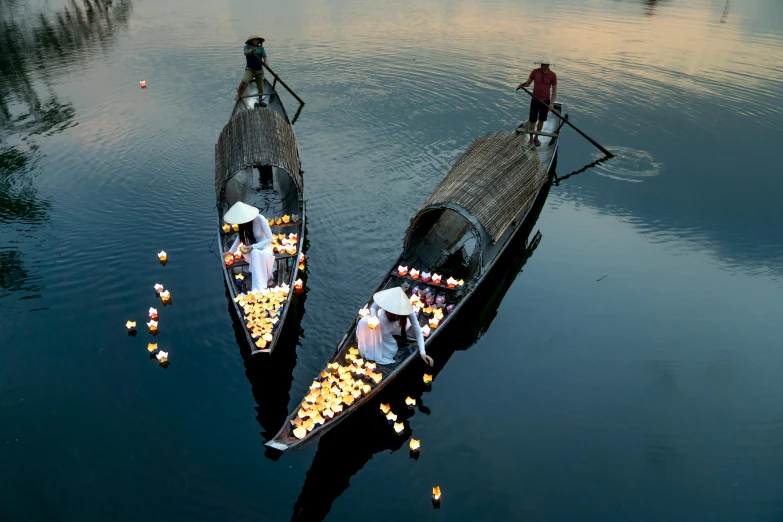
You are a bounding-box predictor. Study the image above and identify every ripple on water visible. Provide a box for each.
[593,146,663,182]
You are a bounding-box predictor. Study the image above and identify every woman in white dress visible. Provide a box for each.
[224,201,275,291]
[357,287,434,366]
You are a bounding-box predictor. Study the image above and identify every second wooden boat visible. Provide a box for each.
[267,106,565,450]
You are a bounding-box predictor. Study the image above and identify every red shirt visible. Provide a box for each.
[529,68,557,100]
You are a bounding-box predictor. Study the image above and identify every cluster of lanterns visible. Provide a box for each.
[290,348,383,440]
[124,255,172,367]
[233,284,290,351]
[267,214,300,226]
[221,223,241,233]
[397,266,464,288]
[271,233,299,256]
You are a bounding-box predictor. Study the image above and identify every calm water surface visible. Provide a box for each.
[2,0,783,520]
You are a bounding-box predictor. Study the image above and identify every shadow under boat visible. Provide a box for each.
[289,182,551,522]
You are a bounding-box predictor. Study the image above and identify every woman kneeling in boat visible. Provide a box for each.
[357,287,434,366]
[224,201,275,291]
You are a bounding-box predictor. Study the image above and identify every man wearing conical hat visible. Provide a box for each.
[517,55,557,147]
[357,287,434,367]
[236,34,269,107]
[224,201,276,291]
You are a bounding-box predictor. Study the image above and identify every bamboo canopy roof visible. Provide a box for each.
[416,132,547,242]
[214,109,302,200]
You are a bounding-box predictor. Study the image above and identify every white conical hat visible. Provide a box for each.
[373,287,414,316]
[224,201,259,224]
[536,55,555,65]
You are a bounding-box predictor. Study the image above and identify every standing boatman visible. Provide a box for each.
[517,56,557,147]
[236,34,269,107]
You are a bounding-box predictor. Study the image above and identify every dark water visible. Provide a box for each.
[2,0,783,520]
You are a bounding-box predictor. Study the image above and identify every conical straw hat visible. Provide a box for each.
[224,201,259,225]
[536,55,555,65]
[373,287,414,316]
[245,34,265,44]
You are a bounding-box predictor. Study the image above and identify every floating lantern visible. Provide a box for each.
[156,351,168,363]
[126,320,136,332]
[293,426,307,440]
[358,307,370,318]
[367,316,380,330]
[148,308,158,320]
[224,253,234,266]
[432,273,442,284]
[421,325,431,338]
[309,381,321,390]
[294,279,303,292]
[147,343,157,352]
[421,272,431,282]
[147,320,158,333]
[428,317,439,329]
[397,265,408,276]
[432,486,441,504]
[446,277,457,288]
[139,80,147,88]
[405,396,416,409]
[410,268,420,279]
[423,374,433,384]
[409,438,420,452]
[232,224,240,232]
[160,290,171,302]
[282,214,291,224]
[386,411,397,424]
[154,283,164,294]
[157,251,167,262]
[393,422,404,434]
[222,224,230,233]
[380,403,391,414]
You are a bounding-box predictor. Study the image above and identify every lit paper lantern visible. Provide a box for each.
[232,224,240,232]
[156,351,168,363]
[380,403,391,414]
[410,268,420,279]
[148,308,158,320]
[157,251,167,262]
[421,272,432,282]
[365,362,376,372]
[295,279,303,291]
[397,265,408,276]
[433,308,444,320]
[432,486,441,502]
[293,426,307,439]
[457,279,464,286]
[432,273,442,284]
[147,320,158,332]
[160,290,171,302]
[405,396,416,409]
[268,218,275,226]
[358,307,370,318]
[386,411,397,423]
[393,422,404,434]
[423,374,433,384]
[446,277,457,288]
[428,317,439,329]
[147,343,157,352]
[343,395,355,406]
[303,418,315,431]
[409,439,420,452]
[222,224,230,233]
[275,217,283,225]
[139,80,147,88]
[371,373,382,384]
[126,320,136,331]
[255,338,266,349]
[224,254,234,266]
[154,283,164,293]
[367,316,380,330]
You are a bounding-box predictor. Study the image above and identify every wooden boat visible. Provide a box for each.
[215,76,306,355]
[267,105,565,450]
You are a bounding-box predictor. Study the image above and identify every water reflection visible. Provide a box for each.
[290,185,550,522]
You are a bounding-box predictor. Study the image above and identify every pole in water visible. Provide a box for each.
[518,86,613,158]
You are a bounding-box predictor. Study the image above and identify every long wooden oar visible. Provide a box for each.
[517,86,613,158]
[263,63,305,106]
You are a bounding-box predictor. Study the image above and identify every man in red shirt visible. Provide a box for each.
[517,57,558,147]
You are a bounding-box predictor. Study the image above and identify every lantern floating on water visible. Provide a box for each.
[367,316,380,330]
[147,320,158,333]
[432,486,441,504]
[157,251,167,262]
[410,268,420,279]
[222,224,230,233]
[380,403,390,414]
[423,374,433,384]
[147,343,157,352]
[405,396,416,409]
[393,422,404,434]
[154,283,164,294]
[409,438,420,452]
[148,308,158,320]
[358,307,370,318]
[126,320,137,332]
[446,277,457,288]
[386,411,397,424]
[397,265,408,276]
[160,290,171,302]
[432,273,442,284]
[295,279,303,292]
[139,80,147,88]
[156,351,168,363]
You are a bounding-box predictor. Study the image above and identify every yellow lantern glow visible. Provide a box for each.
[294,278,303,292]
[332,402,343,413]
[397,265,408,276]
[410,268,420,279]
[423,374,433,384]
[268,218,275,226]
[432,273,442,284]
[349,347,359,355]
[309,381,321,390]
[365,362,376,372]
[393,422,404,434]
[351,389,361,399]
[343,395,355,406]
[457,279,464,286]
[358,307,370,318]
[312,413,325,425]
[303,418,315,431]
[380,403,390,414]
[386,411,397,423]
[154,283,164,294]
[446,277,457,288]
[281,214,290,224]
[147,343,157,352]
[291,417,302,428]
[367,316,380,330]
[275,217,283,225]
[126,320,136,331]
[160,290,171,301]
[156,351,169,363]
[147,320,158,332]
[371,373,382,384]
[255,338,267,349]
[433,308,444,320]
[409,439,420,452]
[222,224,231,233]
[293,426,307,440]
[263,333,273,342]
[232,224,240,232]
[432,486,441,501]
[139,80,147,88]
[323,408,334,419]
[361,384,371,395]
[405,396,416,408]
[428,317,439,329]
